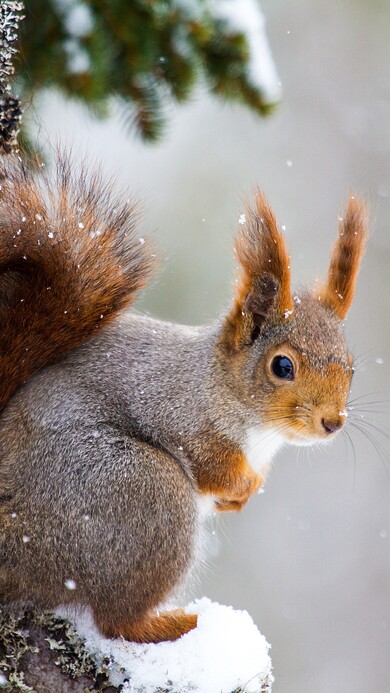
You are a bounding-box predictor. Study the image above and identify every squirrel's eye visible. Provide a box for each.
[271,355,294,381]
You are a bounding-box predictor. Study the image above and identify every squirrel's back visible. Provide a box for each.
[0,154,154,413]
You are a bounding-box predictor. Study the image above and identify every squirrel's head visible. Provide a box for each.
[219,192,368,446]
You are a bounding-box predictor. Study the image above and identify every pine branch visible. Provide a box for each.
[18,0,281,143]
[0,1,24,153]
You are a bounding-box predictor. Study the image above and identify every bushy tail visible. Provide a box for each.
[0,154,155,412]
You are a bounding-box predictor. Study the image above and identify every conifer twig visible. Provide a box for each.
[0,1,24,154]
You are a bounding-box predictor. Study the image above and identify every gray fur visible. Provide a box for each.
[0,294,350,623]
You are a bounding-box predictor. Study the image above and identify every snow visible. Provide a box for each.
[213,0,281,103]
[64,38,91,74]
[52,0,93,74]
[53,0,93,37]
[173,0,204,21]
[64,2,93,38]
[58,598,273,692]
[177,0,279,108]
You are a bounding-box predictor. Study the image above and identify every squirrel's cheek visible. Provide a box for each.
[261,383,348,445]
[261,389,299,435]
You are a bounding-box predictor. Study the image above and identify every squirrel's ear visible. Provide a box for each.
[221,191,293,351]
[317,197,368,319]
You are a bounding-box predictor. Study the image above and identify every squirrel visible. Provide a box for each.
[0,153,367,644]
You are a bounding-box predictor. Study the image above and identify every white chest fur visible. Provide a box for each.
[196,494,216,520]
[195,427,285,522]
[244,426,285,474]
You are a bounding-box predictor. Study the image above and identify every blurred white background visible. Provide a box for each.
[34,1,390,691]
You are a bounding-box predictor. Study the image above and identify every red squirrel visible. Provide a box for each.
[0,154,367,643]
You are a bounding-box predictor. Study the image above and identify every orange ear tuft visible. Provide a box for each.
[222,191,293,351]
[318,196,368,319]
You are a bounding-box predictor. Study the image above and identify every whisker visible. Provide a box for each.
[351,346,386,371]
[351,346,377,361]
[293,404,313,413]
[347,392,390,406]
[215,515,231,546]
[248,421,292,456]
[350,417,390,443]
[341,427,357,488]
[353,355,380,371]
[348,420,390,478]
[246,416,312,462]
[348,407,389,416]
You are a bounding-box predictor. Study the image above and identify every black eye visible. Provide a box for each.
[271,355,294,380]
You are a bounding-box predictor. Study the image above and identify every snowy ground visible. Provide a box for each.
[58,598,273,692]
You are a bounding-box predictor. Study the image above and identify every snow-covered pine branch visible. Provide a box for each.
[18,0,280,143]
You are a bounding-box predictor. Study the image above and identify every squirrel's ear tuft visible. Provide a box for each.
[221,191,293,351]
[317,196,368,320]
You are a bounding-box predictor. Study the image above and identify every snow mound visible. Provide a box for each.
[58,597,273,692]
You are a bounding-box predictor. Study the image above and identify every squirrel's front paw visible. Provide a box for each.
[215,497,248,512]
[214,472,263,512]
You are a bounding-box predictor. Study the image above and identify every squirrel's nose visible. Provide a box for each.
[321,417,344,434]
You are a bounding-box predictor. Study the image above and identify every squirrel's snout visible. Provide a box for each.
[321,417,344,435]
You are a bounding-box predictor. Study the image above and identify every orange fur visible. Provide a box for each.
[192,434,263,511]
[262,358,352,442]
[223,191,293,350]
[318,196,368,319]
[96,609,197,643]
